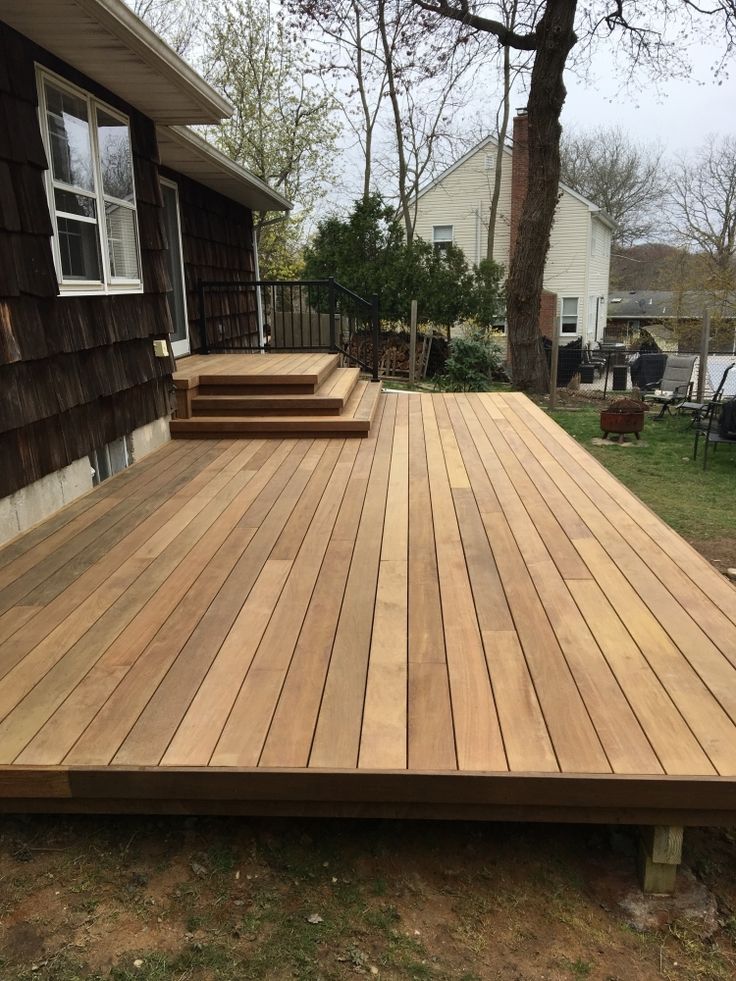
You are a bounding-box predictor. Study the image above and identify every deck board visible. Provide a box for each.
[2,392,736,820]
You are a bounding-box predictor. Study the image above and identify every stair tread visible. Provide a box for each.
[191,367,361,412]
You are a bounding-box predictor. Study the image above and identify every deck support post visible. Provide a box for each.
[637,826,683,895]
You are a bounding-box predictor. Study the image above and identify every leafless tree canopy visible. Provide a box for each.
[670,135,736,285]
[131,0,206,57]
[559,127,666,247]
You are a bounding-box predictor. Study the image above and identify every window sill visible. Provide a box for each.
[57,283,144,298]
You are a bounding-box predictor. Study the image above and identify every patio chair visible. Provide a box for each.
[641,354,697,419]
[678,362,735,426]
[693,396,736,470]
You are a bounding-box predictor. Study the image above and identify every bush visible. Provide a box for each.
[435,337,504,392]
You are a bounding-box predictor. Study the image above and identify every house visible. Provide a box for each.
[607,290,736,351]
[0,0,290,544]
[413,112,615,343]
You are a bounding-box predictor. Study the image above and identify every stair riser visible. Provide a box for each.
[193,406,342,417]
[197,383,317,396]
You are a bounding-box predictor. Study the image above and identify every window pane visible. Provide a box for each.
[57,216,102,281]
[562,297,578,316]
[433,225,453,242]
[54,188,96,219]
[97,109,134,202]
[105,202,140,279]
[45,83,94,192]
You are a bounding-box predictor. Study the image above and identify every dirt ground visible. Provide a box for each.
[1,815,735,980]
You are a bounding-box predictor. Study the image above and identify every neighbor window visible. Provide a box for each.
[561,297,579,334]
[433,225,453,253]
[37,68,141,292]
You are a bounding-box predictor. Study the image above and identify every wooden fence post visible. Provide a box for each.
[549,315,560,410]
[408,299,418,388]
[696,308,711,402]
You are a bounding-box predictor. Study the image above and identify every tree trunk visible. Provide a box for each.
[378,0,413,243]
[506,0,577,392]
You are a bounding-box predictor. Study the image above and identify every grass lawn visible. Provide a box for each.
[549,405,736,567]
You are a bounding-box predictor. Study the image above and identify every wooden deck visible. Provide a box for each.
[1,392,736,823]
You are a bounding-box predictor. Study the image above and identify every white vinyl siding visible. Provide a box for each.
[414,141,513,267]
[36,65,142,295]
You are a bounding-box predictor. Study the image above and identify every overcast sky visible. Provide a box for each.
[560,38,734,154]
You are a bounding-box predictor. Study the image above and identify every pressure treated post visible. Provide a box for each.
[638,826,684,895]
[408,299,418,388]
[696,308,711,402]
[549,314,560,410]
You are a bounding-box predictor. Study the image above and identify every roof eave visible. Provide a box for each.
[157,126,293,213]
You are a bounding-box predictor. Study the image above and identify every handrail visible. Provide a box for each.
[196,277,381,382]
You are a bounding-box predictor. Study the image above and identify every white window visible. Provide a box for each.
[36,67,142,294]
[433,225,453,254]
[561,297,579,334]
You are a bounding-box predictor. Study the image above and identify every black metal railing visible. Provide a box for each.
[196,277,380,382]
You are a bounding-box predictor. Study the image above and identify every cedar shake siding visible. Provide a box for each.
[160,167,257,353]
[0,21,173,498]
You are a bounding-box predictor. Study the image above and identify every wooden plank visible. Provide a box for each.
[360,396,409,768]
[309,397,397,767]
[0,450,270,759]
[569,579,713,775]
[15,445,278,765]
[494,397,736,748]
[260,406,387,767]
[573,538,736,776]
[528,559,662,774]
[504,392,736,627]
[405,394,455,770]
[498,394,736,664]
[418,395,506,772]
[63,440,309,765]
[0,441,234,675]
[165,439,355,766]
[111,441,327,766]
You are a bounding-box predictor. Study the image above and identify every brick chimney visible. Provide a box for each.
[509,109,529,261]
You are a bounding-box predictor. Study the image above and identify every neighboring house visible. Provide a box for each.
[413,111,615,343]
[608,290,736,339]
[0,0,290,543]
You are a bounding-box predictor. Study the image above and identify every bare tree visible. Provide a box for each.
[296,0,480,243]
[131,0,206,57]
[560,126,666,247]
[670,134,736,287]
[310,0,389,202]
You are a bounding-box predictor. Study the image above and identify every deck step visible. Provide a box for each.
[191,367,361,416]
[171,380,382,439]
[194,353,340,395]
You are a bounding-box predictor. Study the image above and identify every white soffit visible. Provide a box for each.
[1,0,232,124]
[157,126,292,213]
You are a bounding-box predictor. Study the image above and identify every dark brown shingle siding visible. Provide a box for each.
[0,22,173,498]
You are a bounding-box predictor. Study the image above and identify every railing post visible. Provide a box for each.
[328,277,337,352]
[198,279,209,355]
[370,293,380,382]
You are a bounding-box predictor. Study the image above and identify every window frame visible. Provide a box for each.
[35,65,143,296]
[560,296,579,335]
[432,224,454,253]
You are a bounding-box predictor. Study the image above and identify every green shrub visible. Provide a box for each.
[435,337,504,392]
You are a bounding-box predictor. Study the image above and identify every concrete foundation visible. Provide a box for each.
[0,416,171,548]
